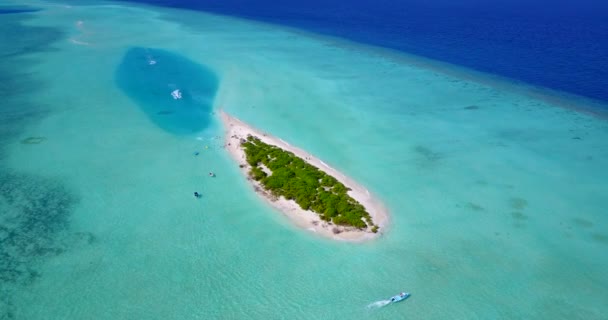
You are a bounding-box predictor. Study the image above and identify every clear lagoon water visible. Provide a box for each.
[1,1,607,319]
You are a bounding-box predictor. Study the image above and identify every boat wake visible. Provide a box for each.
[366,299,391,309]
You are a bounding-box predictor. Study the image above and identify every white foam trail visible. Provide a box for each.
[366,299,391,309]
[70,20,92,46]
[69,38,91,46]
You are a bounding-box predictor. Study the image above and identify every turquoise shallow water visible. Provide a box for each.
[1,1,607,319]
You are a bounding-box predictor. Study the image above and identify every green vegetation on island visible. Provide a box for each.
[241,135,377,232]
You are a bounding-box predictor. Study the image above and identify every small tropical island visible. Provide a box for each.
[221,111,388,241]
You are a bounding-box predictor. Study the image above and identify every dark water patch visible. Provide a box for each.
[20,136,45,145]
[466,202,484,211]
[0,7,40,15]
[0,171,77,284]
[0,170,80,318]
[0,170,97,319]
[572,218,594,228]
[414,145,442,162]
[509,197,528,210]
[591,233,608,245]
[511,211,528,220]
[464,105,480,110]
[0,15,63,59]
[115,47,219,135]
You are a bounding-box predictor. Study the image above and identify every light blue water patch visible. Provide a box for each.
[115,47,219,134]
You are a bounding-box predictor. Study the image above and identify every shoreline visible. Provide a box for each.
[220,110,389,242]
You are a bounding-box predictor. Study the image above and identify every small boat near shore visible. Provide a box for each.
[389,292,410,303]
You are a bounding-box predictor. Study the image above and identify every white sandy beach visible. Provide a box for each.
[220,110,388,241]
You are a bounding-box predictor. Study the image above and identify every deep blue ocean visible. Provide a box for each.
[115,0,608,103]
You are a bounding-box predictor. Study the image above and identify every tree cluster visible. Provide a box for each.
[242,135,377,231]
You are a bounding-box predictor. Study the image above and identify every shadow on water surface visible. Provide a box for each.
[115,47,219,135]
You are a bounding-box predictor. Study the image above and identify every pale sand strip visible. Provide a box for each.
[220,111,388,242]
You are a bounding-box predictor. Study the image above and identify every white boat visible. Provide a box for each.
[171,89,182,100]
[389,292,410,303]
